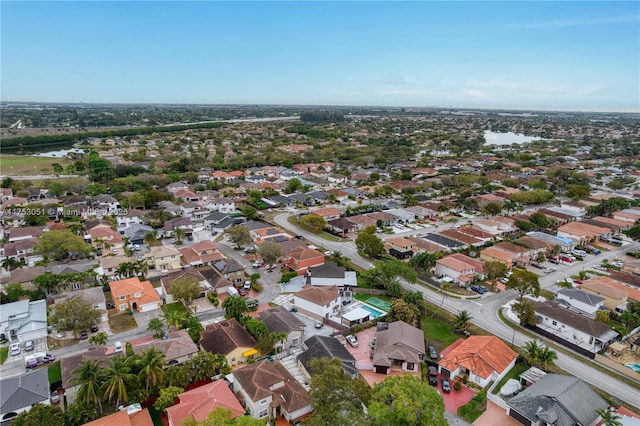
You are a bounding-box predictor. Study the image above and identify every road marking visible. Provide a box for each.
[469,300,482,307]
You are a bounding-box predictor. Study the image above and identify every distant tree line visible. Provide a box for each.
[299,111,345,124]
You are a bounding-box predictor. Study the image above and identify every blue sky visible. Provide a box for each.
[1,1,638,111]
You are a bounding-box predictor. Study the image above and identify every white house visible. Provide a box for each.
[293,285,341,321]
[555,288,605,319]
[204,197,236,214]
[0,300,48,344]
[116,209,145,230]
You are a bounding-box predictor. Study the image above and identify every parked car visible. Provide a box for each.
[470,285,484,294]
[252,260,264,268]
[134,244,141,251]
[79,331,88,339]
[90,324,99,332]
[243,281,252,291]
[10,343,21,356]
[441,377,451,393]
[50,391,60,404]
[479,285,488,293]
[428,367,438,386]
[24,340,34,352]
[115,341,124,353]
[96,248,103,256]
[346,335,359,347]
[531,262,542,269]
[429,346,438,360]
[42,354,56,363]
[52,329,65,339]
[543,267,553,274]
[549,256,560,264]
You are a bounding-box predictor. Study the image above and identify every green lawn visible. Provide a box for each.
[458,391,487,423]
[108,312,138,333]
[0,154,69,175]
[421,315,460,348]
[162,301,188,316]
[48,361,61,383]
[0,347,8,364]
[492,363,528,394]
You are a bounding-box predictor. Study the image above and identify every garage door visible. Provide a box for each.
[140,303,160,313]
[374,366,388,374]
[440,368,451,378]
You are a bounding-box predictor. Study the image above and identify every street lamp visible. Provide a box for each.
[511,327,516,348]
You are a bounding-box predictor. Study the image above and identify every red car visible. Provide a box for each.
[560,255,573,263]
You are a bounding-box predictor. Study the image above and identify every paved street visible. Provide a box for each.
[274,211,640,410]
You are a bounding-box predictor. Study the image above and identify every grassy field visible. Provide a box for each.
[421,315,460,349]
[108,312,138,333]
[48,361,62,383]
[0,154,70,176]
[492,363,528,394]
[0,347,8,364]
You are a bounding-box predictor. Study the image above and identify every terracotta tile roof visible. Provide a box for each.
[480,247,513,263]
[108,277,161,306]
[84,408,154,426]
[386,237,414,249]
[287,246,324,261]
[448,253,484,274]
[436,256,476,273]
[200,318,256,355]
[310,207,342,217]
[132,329,198,362]
[294,285,339,306]
[439,336,517,380]
[166,380,244,425]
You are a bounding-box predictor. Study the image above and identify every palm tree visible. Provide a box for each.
[524,340,542,365]
[189,351,219,382]
[597,408,623,426]
[431,282,450,317]
[102,355,136,408]
[163,310,189,331]
[143,231,157,245]
[147,317,165,339]
[89,332,108,347]
[137,348,166,392]
[453,310,472,332]
[173,228,186,244]
[72,359,105,415]
[537,346,558,370]
[134,259,148,280]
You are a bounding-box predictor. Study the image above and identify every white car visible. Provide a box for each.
[10,343,21,356]
[346,335,359,347]
[52,329,65,339]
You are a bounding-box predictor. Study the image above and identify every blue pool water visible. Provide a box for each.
[359,304,386,319]
[625,363,640,373]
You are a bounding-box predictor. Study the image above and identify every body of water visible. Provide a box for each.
[484,130,541,146]
[359,303,386,319]
[34,148,87,158]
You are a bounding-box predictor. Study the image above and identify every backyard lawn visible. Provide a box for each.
[108,312,138,333]
[421,315,460,348]
[48,361,61,383]
[492,363,528,394]
[162,301,188,316]
[0,347,8,364]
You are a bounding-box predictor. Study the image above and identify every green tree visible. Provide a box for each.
[12,404,65,426]
[102,355,136,408]
[453,310,472,332]
[64,401,100,425]
[35,230,90,261]
[286,178,303,193]
[258,241,281,265]
[362,259,417,296]
[537,345,558,370]
[388,299,420,325]
[89,332,108,347]
[597,408,623,426]
[173,227,186,244]
[327,251,350,267]
[170,276,201,306]
[137,347,165,393]
[506,269,540,301]
[409,252,437,272]
[484,260,508,290]
[227,225,252,249]
[153,386,184,412]
[147,317,165,339]
[241,205,258,221]
[529,212,552,229]
[4,283,26,302]
[566,184,590,200]
[222,296,249,321]
[50,297,101,338]
[299,214,327,233]
[355,230,384,258]
[181,407,266,426]
[307,357,372,426]
[368,374,447,426]
[164,364,191,388]
[625,221,640,241]
[188,351,230,382]
[143,230,157,244]
[482,202,503,216]
[163,309,190,331]
[72,359,106,415]
[512,300,536,326]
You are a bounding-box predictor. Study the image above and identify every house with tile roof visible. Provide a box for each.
[506,374,608,426]
[258,306,306,357]
[144,245,182,272]
[199,318,257,368]
[108,277,161,313]
[438,335,517,387]
[284,246,325,275]
[298,335,359,379]
[557,222,611,245]
[293,285,341,321]
[579,278,629,312]
[166,380,245,426]
[479,246,514,269]
[231,360,312,423]
[132,329,198,366]
[179,240,224,267]
[386,237,416,260]
[84,407,154,426]
[372,321,425,375]
[53,286,108,324]
[0,368,50,421]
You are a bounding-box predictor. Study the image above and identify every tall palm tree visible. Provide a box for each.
[72,360,105,415]
[137,348,165,392]
[163,310,189,331]
[524,340,542,365]
[537,346,558,370]
[597,408,623,426]
[189,351,218,382]
[173,228,186,244]
[431,282,450,317]
[102,355,136,408]
[89,332,108,347]
[143,231,157,245]
[453,310,472,332]
[147,317,165,339]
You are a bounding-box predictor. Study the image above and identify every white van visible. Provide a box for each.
[227,286,240,297]
[115,341,123,353]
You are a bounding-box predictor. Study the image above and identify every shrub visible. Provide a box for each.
[280,270,298,283]
[454,381,462,392]
[251,282,263,292]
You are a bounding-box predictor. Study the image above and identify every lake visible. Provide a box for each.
[484,130,541,146]
[34,148,87,158]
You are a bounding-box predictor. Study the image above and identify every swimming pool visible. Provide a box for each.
[625,363,640,373]
[359,303,386,319]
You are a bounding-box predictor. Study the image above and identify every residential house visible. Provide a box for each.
[7,227,44,243]
[326,217,359,236]
[612,209,640,224]
[212,258,246,285]
[88,227,124,250]
[293,285,341,321]
[96,255,137,277]
[556,222,611,245]
[492,242,532,267]
[204,212,230,230]
[506,374,608,426]
[404,205,437,220]
[555,288,605,318]
[200,318,257,367]
[231,360,312,423]
[109,277,162,313]
[53,287,108,323]
[83,408,154,426]
[166,380,245,426]
[434,254,485,287]
[144,245,182,271]
[132,329,198,365]
[0,368,50,422]
[121,223,154,246]
[438,229,484,248]
[116,209,146,230]
[199,267,235,295]
[0,300,47,344]
[367,211,397,227]
[310,207,342,222]
[0,237,41,265]
[179,240,223,267]
[386,208,415,223]
[163,217,193,239]
[525,232,576,252]
[580,278,629,312]
[438,336,517,388]
[305,263,357,289]
[258,306,306,357]
[479,247,513,269]
[345,214,378,230]
[1,267,45,292]
[161,268,210,302]
[204,197,236,214]
[372,321,425,375]
[284,246,325,275]
[533,300,618,355]
[298,335,359,379]
[473,218,518,236]
[386,237,416,260]
[174,188,200,202]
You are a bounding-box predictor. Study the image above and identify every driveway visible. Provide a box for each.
[473,400,519,426]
